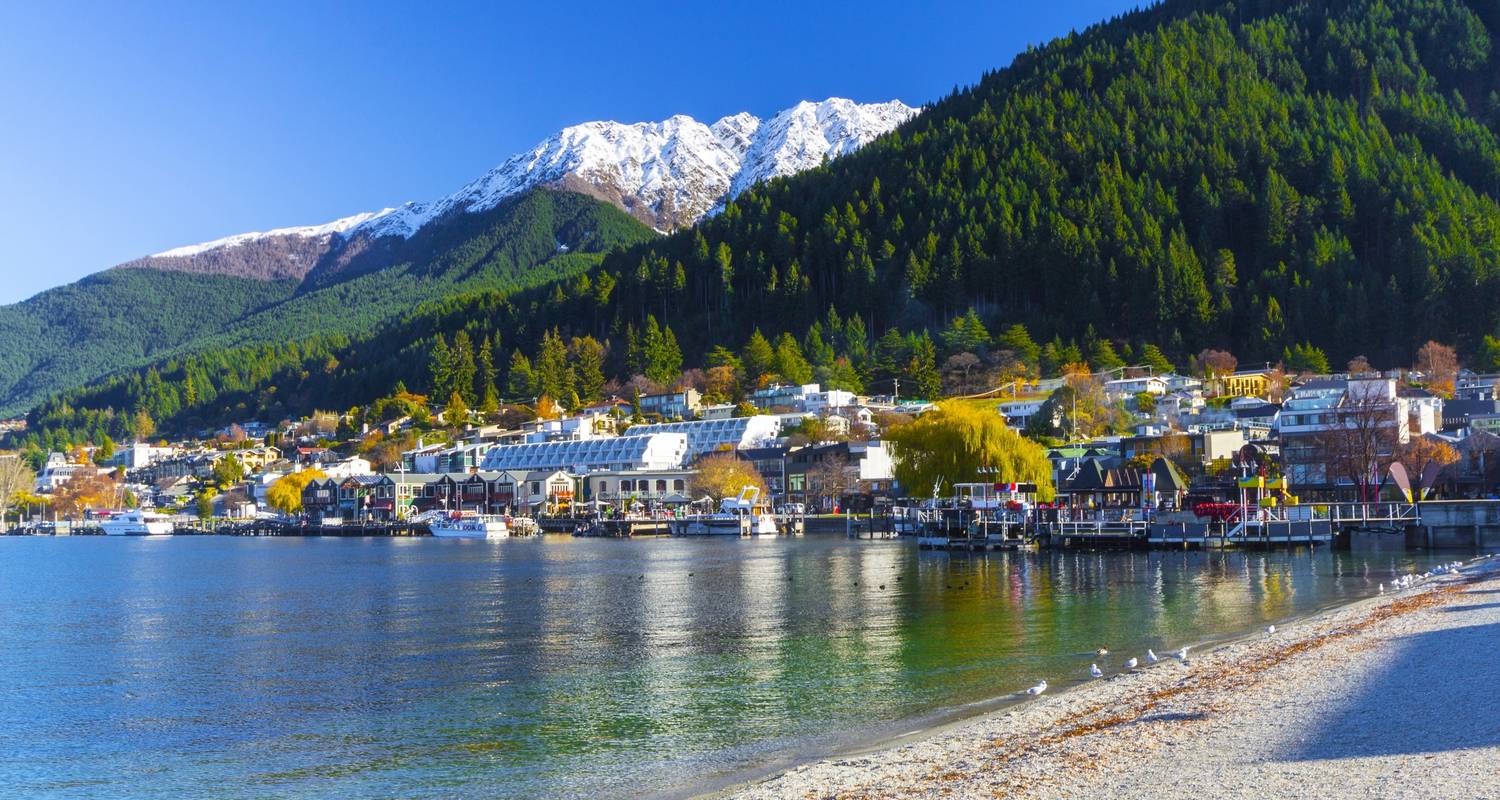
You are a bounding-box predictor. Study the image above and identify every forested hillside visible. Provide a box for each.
[18,0,1500,447]
[0,271,299,415]
[594,0,1500,367]
[0,189,655,420]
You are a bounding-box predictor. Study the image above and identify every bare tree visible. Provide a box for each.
[1346,355,1374,375]
[1414,341,1458,396]
[1309,392,1399,502]
[807,454,852,511]
[1198,349,1238,380]
[942,352,983,395]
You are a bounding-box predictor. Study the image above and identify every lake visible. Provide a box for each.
[0,535,1453,799]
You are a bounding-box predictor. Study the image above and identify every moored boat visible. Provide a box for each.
[100,510,174,536]
[428,512,511,538]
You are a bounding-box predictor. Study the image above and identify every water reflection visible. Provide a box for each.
[0,536,1461,799]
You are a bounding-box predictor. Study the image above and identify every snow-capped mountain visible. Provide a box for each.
[352,97,918,236]
[115,97,917,280]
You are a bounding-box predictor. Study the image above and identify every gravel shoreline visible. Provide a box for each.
[721,556,1500,800]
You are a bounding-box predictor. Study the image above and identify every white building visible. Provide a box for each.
[628,416,782,459]
[997,398,1047,428]
[749,383,852,413]
[479,433,689,473]
[1104,376,1168,398]
[523,413,613,443]
[116,442,177,470]
[323,457,374,480]
[1278,378,1443,488]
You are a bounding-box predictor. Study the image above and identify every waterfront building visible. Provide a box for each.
[1278,378,1442,495]
[784,441,896,512]
[478,433,688,473]
[1059,457,1189,510]
[337,475,396,519]
[300,478,339,520]
[585,468,695,509]
[627,416,781,460]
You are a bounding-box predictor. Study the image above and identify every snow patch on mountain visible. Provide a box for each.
[152,210,390,259]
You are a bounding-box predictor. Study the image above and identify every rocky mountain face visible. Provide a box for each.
[107,98,919,284]
[114,212,385,282]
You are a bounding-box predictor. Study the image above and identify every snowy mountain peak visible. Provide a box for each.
[353,97,919,236]
[122,97,918,277]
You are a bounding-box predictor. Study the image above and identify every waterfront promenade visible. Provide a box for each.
[726,558,1500,800]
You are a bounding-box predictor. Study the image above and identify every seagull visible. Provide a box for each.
[1378,583,1385,593]
[1124,657,1138,669]
[1027,680,1048,696]
[1174,647,1191,661]
[1090,663,1104,678]
[1266,625,1277,635]
[1146,649,1159,663]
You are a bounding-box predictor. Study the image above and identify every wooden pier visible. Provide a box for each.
[178,519,431,536]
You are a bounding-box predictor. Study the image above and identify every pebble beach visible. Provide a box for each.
[722,556,1500,800]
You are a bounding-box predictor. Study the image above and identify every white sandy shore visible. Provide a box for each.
[723,556,1500,800]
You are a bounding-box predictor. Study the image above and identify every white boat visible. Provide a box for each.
[673,486,778,536]
[428,512,511,538]
[673,513,751,536]
[100,510,174,536]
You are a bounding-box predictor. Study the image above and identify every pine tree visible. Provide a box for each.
[429,334,453,401]
[536,329,572,400]
[507,349,537,400]
[570,336,607,402]
[646,323,683,386]
[906,332,941,399]
[451,330,478,406]
[1139,344,1175,375]
[774,333,813,384]
[477,337,500,414]
[873,328,908,386]
[743,329,776,385]
[996,323,1040,367]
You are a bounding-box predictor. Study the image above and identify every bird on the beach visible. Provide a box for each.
[1174,647,1191,661]
[1124,657,1138,669]
[1266,625,1277,635]
[1378,583,1385,593]
[1090,663,1104,678]
[1146,649,1159,663]
[1027,680,1048,696]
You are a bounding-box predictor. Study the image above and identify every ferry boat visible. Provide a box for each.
[100,510,174,536]
[427,512,511,539]
[672,486,778,536]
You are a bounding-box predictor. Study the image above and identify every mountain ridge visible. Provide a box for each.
[101,98,916,286]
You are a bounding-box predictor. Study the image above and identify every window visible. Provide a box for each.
[673,479,685,491]
[656,480,667,492]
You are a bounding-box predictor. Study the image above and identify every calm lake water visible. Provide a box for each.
[0,535,1455,799]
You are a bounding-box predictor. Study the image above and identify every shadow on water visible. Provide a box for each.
[1277,618,1500,762]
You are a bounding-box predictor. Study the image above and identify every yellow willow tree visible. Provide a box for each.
[266,469,328,515]
[885,401,1056,501]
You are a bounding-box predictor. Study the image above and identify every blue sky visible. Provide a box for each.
[0,0,1141,304]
